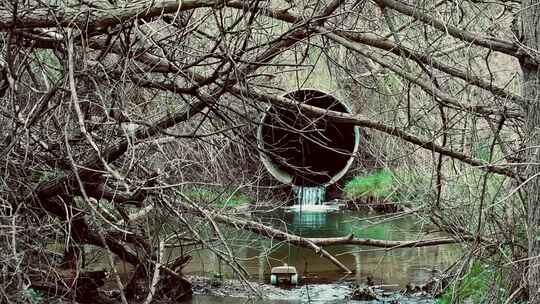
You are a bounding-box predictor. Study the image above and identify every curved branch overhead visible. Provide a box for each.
[5,0,523,113]
[28,0,345,203]
[372,0,520,56]
[315,27,523,119]
[14,0,517,190]
[229,85,517,178]
[224,1,523,112]
[333,30,525,106]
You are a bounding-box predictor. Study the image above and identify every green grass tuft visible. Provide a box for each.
[344,170,394,200]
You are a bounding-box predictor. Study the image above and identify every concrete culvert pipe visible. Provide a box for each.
[257,89,360,186]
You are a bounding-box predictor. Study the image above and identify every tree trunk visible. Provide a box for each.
[522,1,540,301]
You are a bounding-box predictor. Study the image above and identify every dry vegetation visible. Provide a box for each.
[1,0,539,303]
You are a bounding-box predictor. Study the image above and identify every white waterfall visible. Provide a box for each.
[292,185,326,206]
[289,185,336,225]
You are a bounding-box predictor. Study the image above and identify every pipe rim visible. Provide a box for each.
[257,88,360,186]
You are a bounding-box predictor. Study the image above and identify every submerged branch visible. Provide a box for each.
[176,200,352,273]
[176,201,475,272]
[308,235,469,248]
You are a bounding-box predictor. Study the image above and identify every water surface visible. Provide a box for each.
[181,208,459,288]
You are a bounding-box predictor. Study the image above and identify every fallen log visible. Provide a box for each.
[175,200,352,273]
[176,201,471,273]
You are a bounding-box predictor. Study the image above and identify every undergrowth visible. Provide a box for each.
[343,167,438,204]
[436,262,508,304]
[344,170,393,199]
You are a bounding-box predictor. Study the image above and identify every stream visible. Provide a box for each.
[175,207,460,303]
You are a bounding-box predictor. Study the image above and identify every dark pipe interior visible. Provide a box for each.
[260,90,357,186]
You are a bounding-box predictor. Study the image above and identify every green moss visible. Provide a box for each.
[344,170,394,200]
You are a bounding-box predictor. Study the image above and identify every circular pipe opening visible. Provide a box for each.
[257,89,360,186]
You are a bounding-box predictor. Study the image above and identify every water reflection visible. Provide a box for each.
[181,209,460,288]
[290,212,328,232]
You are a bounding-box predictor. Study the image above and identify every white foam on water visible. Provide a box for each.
[286,204,339,213]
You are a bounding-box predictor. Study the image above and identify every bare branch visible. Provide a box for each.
[228,85,517,178]
[0,0,223,31]
[373,0,520,57]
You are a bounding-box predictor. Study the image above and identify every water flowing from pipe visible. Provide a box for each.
[288,185,337,231]
[292,185,326,206]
